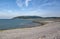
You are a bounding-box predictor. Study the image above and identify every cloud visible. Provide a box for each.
[0,10,21,19]
[16,0,58,10]
[16,0,31,8]
[16,0,24,7]
[25,0,31,7]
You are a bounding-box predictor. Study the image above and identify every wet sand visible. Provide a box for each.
[0,22,60,39]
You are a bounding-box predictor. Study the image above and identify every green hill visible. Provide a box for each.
[12,16,42,19]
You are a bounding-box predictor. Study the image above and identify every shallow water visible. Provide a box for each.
[0,19,40,30]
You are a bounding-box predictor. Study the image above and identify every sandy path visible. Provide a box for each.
[0,22,60,39]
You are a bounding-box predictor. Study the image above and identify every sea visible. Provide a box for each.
[0,19,40,30]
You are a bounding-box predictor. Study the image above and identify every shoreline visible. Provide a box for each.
[0,22,60,39]
[0,20,54,31]
[0,20,50,31]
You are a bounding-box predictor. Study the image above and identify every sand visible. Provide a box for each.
[0,22,60,39]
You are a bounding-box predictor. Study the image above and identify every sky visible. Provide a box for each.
[0,0,60,19]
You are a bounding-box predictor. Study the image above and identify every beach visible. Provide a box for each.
[0,21,60,39]
[0,0,60,39]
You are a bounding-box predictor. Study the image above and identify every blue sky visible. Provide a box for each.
[0,0,60,19]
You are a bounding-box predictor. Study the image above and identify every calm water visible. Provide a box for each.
[0,19,40,30]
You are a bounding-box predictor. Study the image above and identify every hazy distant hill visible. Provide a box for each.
[44,17,60,19]
[12,16,60,19]
[12,16,42,19]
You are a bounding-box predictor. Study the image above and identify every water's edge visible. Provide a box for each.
[0,19,41,30]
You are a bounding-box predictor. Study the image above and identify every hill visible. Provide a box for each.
[12,16,42,19]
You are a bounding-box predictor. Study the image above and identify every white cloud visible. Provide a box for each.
[0,10,21,19]
[0,9,41,19]
[16,0,24,7]
[16,0,31,8]
[25,0,31,7]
